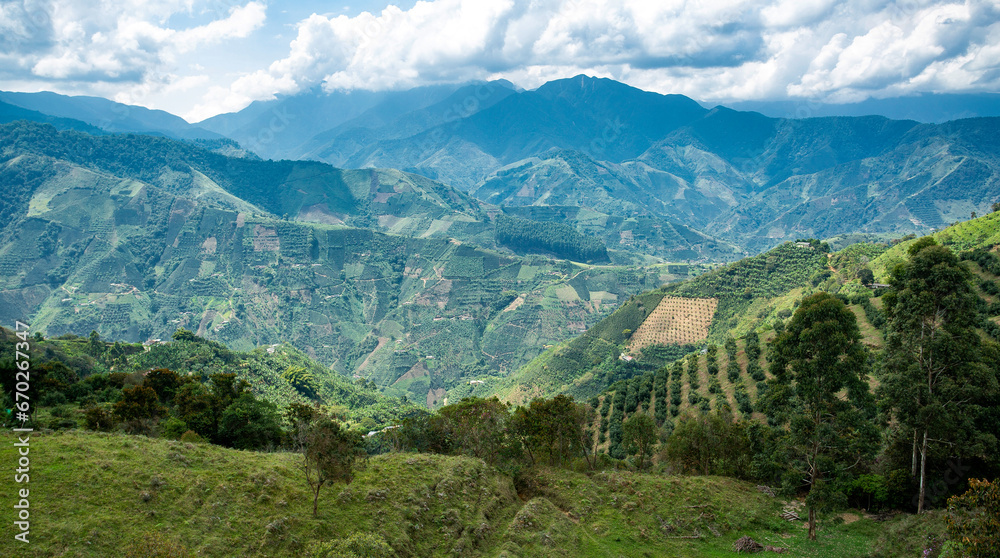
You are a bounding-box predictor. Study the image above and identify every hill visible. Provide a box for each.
[495,240,831,402]
[0,429,922,557]
[0,326,412,427]
[0,90,221,140]
[0,100,104,134]
[505,209,1000,406]
[870,209,1000,280]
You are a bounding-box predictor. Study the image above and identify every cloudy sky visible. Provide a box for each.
[2,0,1000,122]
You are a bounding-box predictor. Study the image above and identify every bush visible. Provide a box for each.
[179,430,205,444]
[946,478,1000,557]
[84,405,115,431]
[159,416,189,440]
[848,473,890,511]
[306,532,396,558]
[39,391,68,406]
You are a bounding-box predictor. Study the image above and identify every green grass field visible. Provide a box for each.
[0,430,943,557]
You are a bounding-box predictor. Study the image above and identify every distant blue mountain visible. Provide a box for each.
[0,100,103,134]
[0,90,221,140]
[196,82,503,160]
[723,93,1000,123]
[9,78,1000,253]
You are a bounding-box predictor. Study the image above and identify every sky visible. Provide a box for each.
[1,0,1000,123]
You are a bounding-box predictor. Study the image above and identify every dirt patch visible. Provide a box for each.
[201,236,217,255]
[297,204,344,225]
[426,387,446,408]
[840,512,860,524]
[501,295,525,313]
[355,337,388,373]
[395,361,429,384]
[252,225,279,252]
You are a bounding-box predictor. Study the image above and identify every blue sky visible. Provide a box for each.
[2,0,1000,122]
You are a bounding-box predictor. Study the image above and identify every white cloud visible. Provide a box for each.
[201,0,1000,115]
[5,0,1000,119]
[1,1,265,96]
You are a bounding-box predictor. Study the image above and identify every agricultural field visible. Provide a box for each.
[627,295,718,351]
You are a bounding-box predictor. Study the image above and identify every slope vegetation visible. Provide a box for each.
[0,430,903,558]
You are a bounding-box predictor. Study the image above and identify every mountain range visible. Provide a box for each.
[7,78,1000,253]
[196,76,1000,251]
[3,76,1000,408]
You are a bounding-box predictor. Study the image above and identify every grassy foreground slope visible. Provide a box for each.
[0,430,931,557]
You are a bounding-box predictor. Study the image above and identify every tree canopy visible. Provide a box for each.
[763,291,876,540]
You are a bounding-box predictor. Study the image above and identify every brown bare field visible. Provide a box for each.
[629,296,718,352]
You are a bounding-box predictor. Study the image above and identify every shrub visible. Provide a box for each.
[159,416,189,440]
[179,430,205,444]
[84,405,115,431]
[306,532,396,558]
[946,478,1000,557]
[217,394,283,450]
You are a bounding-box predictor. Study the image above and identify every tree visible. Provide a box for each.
[171,328,197,342]
[301,416,363,517]
[217,393,283,450]
[88,330,104,358]
[762,292,876,540]
[173,382,216,439]
[879,240,998,513]
[662,408,750,477]
[857,268,875,286]
[143,368,182,404]
[434,396,521,469]
[622,412,658,469]
[512,395,589,467]
[113,385,164,433]
[282,366,319,398]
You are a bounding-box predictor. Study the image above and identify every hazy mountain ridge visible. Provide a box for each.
[0,90,222,140]
[208,76,1000,252]
[13,78,1000,255]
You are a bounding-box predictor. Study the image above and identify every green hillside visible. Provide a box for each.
[496,240,831,402]
[0,430,927,557]
[502,208,1000,405]
[0,122,725,408]
[0,326,412,427]
[870,209,1000,280]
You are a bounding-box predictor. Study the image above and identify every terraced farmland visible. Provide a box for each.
[628,295,718,351]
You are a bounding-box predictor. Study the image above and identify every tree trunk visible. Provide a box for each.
[918,429,929,514]
[808,506,816,540]
[313,487,320,517]
[581,442,595,470]
[911,429,918,477]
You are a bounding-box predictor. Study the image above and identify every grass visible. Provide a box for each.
[0,430,946,557]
